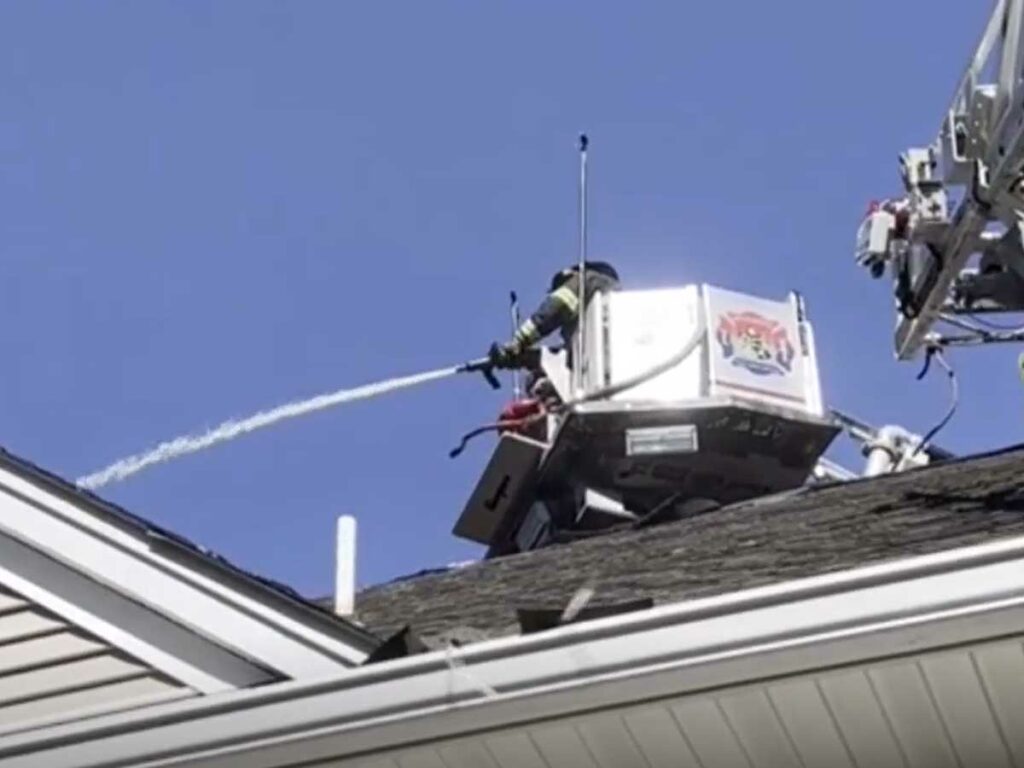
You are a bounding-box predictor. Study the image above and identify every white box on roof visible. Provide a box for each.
[580,283,824,417]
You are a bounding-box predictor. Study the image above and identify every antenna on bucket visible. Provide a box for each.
[575,133,589,395]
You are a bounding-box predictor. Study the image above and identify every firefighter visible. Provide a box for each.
[489,261,620,370]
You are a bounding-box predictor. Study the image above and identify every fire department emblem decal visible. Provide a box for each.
[716,311,795,377]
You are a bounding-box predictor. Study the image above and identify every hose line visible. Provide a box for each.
[557,312,707,411]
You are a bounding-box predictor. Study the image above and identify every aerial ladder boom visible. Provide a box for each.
[858,0,1024,358]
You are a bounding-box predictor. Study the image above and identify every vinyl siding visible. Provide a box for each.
[0,584,192,733]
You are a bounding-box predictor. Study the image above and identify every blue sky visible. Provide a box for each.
[1,1,1013,596]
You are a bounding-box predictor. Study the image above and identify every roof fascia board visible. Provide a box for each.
[0,528,272,693]
[0,467,367,678]
[0,458,377,657]
[7,534,1024,768]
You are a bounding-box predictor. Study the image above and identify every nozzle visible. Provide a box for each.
[458,357,501,390]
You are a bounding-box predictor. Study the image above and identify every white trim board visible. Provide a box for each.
[0,460,371,688]
[0,530,271,693]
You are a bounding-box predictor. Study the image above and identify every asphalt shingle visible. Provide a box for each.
[356,445,1024,645]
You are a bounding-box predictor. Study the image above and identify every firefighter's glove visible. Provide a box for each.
[489,341,524,370]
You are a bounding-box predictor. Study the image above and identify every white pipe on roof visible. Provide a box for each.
[334,515,356,617]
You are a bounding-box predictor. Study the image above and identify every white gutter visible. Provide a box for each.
[5,534,1024,767]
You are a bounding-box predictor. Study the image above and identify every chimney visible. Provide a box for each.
[334,515,356,616]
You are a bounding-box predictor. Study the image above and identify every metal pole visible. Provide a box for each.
[510,291,522,399]
[576,134,589,395]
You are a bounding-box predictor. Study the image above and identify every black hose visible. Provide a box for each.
[911,348,958,460]
[968,313,1024,332]
[448,414,547,459]
[449,424,504,459]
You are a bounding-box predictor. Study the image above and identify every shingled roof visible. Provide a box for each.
[356,445,1024,646]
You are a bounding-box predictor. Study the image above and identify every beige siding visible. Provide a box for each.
[0,591,27,614]
[0,610,61,644]
[0,656,147,706]
[0,633,105,675]
[0,677,187,733]
[0,584,193,732]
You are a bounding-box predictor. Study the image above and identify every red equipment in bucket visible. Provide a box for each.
[449,398,547,459]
